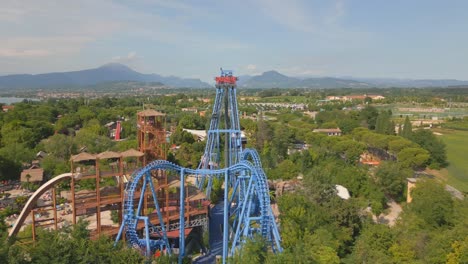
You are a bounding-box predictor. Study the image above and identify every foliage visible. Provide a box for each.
[269,159,299,180]
[375,110,394,135]
[0,155,21,181]
[409,179,454,227]
[111,210,119,224]
[411,129,448,167]
[401,116,412,139]
[359,106,379,130]
[374,161,412,201]
[397,147,430,169]
[170,128,195,145]
[231,235,267,264]
[14,196,28,208]
[8,219,145,263]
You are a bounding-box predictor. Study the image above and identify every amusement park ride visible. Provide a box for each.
[8,70,282,264]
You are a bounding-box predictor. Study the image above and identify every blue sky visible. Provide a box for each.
[1,0,467,82]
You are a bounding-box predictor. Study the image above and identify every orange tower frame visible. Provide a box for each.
[137,109,167,165]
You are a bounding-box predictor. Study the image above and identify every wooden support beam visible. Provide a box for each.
[53,187,58,231]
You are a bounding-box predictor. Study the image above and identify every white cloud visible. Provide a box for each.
[246,64,257,71]
[325,0,346,25]
[0,48,50,58]
[278,66,327,77]
[255,0,313,32]
[0,36,95,59]
[128,51,137,59]
[112,51,140,64]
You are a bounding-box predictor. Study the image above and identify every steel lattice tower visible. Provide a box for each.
[197,69,242,195]
[115,69,282,264]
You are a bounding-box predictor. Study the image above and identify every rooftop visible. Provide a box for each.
[137,109,165,117]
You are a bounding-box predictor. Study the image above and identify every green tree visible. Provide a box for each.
[232,235,267,264]
[397,147,429,169]
[359,106,379,130]
[332,139,366,163]
[409,179,454,227]
[375,161,412,201]
[401,116,412,139]
[270,159,299,180]
[375,110,393,135]
[170,128,195,145]
[411,129,447,168]
[388,137,415,155]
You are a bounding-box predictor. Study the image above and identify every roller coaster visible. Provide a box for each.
[115,69,282,263]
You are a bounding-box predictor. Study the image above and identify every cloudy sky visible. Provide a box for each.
[1,0,467,82]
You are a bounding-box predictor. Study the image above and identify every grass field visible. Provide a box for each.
[433,129,468,193]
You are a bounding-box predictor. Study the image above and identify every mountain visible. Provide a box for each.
[238,71,370,88]
[347,77,468,88]
[0,63,211,89]
[237,71,468,88]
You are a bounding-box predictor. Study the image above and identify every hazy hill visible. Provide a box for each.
[237,71,468,88]
[0,63,211,89]
[346,77,468,88]
[238,71,369,88]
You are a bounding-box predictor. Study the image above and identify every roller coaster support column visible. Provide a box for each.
[224,89,230,168]
[178,168,185,264]
[222,169,229,263]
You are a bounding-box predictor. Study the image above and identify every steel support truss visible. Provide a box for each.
[115,70,282,264]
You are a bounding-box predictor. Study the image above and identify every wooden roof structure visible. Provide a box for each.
[21,168,44,182]
[96,151,121,159]
[70,152,96,162]
[121,148,144,158]
[188,192,206,201]
[137,109,165,117]
[71,149,145,163]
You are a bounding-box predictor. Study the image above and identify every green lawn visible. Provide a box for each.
[438,129,468,193]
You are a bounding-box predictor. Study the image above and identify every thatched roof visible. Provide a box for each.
[168,180,181,188]
[138,109,165,117]
[21,168,44,182]
[121,148,144,158]
[70,152,96,162]
[97,151,121,159]
[188,192,206,201]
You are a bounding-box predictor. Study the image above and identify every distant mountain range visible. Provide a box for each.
[237,71,369,88]
[345,77,468,88]
[238,71,468,88]
[1,64,467,90]
[0,63,211,89]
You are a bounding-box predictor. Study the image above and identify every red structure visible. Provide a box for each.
[114,121,121,141]
[214,68,238,85]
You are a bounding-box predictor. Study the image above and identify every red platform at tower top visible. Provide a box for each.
[215,68,238,85]
[215,76,237,85]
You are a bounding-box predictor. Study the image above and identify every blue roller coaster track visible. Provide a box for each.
[115,69,282,263]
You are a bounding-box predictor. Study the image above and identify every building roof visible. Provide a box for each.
[70,152,96,162]
[407,178,419,183]
[97,151,121,159]
[188,192,207,201]
[137,109,165,117]
[313,128,342,133]
[167,180,181,188]
[121,148,144,158]
[21,168,44,182]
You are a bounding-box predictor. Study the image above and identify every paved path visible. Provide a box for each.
[194,202,224,264]
[373,200,402,227]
